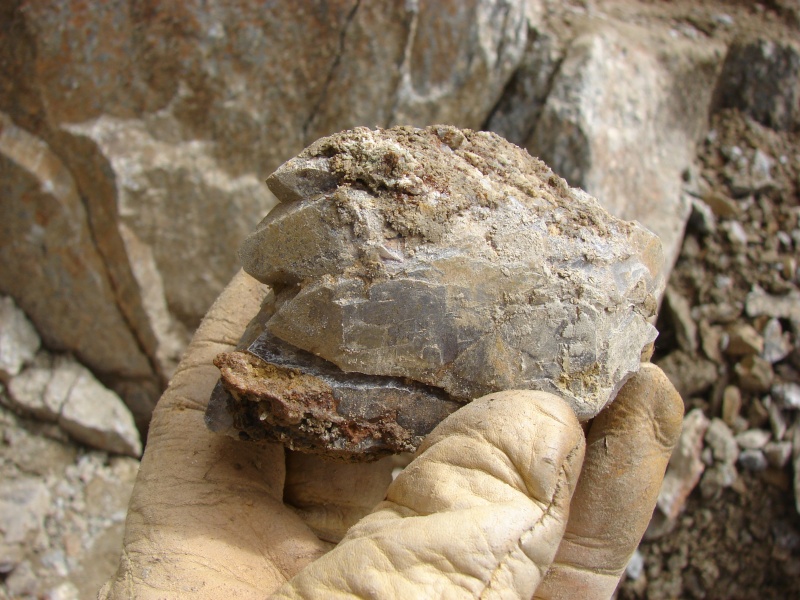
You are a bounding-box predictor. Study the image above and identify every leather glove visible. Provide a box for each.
[99,270,683,599]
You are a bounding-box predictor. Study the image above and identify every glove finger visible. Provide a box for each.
[271,391,585,600]
[103,271,328,599]
[534,363,683,600]
[283,451,395,543]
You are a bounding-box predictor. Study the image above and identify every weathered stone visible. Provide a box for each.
[0,414,77,478]
[724,323,765,356]
[762,318,792,363]
[62,116,270,369]
[738,448,768,472]
[486,14,564,148]
[656,408,710,521]
[700,462,738,499]
[701,189,742,218]
[688,198,716,234]
[58,364,142,457]
[732,415,750,435]
[705,418,739,465]
[0,404,138,598]
[525,20,724,275]
[6,352,141,457]
[664,286,697,353]
[6,354,62,421]
[656,350,718,399]
[699,320,725,364]
[745,288,800,321]
[766,396,788,440]
[735,429,771,450]
[240,126,662,430]
[764,440,792,469]
[377,0,530,131]
[0,113,156,407]
[746,396,771,430]
[721,385,743,428]
[735,355,774,393]
[0,296,40,381]
[720,220,748,246]
[713,36,800,132]
[773,382,800,409]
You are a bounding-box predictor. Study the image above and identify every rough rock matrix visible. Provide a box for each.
[215,125,663,459]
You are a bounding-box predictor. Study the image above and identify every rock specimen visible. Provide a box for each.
[213,126,663,459]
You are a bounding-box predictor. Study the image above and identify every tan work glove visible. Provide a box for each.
[100,271,683,600]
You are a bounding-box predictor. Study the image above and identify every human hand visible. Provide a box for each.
[100,270,683,599]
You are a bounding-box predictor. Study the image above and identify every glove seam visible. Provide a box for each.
[479,444,579,598]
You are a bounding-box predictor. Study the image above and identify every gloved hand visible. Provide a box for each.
[99,270,683,600]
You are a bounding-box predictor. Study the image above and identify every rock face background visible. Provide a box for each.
[1,0,799,597]
[0,0,726,426]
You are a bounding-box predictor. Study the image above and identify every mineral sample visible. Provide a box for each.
[213,125,664,460]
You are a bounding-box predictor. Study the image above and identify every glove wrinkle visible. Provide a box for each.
[271,391,585,600]
[481,449,577,599]
[284,452,394,542]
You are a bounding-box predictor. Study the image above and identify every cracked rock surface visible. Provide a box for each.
[221,125,663,459]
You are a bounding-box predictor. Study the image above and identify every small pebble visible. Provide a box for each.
[724,323,764,356]
[732,415,750,434]
[761,318,791,363]
[702,190,741,218]
[735,429,771,450]
[765,396,788,440]
[739,448,768,472]
[700,462,738,498]
[705,418,739,464]
[736,356,774,393]
[764,441,792,469]
[746,397,770,428]
[721,221,748,246]
[712,13,734,26]
[751,149,774,188]
[722,385,742,427]
[772,382,800,409]
[689,198,716,234]
[626,549,645,581]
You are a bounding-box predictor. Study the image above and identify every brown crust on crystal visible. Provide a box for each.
[213,350,446,460]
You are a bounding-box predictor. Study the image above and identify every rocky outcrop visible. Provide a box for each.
[0,113,159,424]
[490,18,725,272]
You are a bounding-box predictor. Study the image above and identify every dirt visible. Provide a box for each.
[617,33,800,599]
